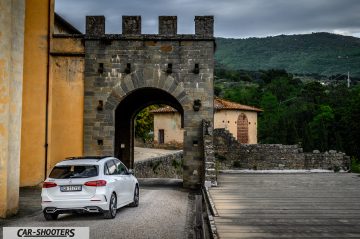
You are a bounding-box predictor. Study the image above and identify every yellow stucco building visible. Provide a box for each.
[0,0,84,217]
[152,97,262,145]
[20,0,85,189]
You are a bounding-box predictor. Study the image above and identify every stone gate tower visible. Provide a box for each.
[83,15,214,188]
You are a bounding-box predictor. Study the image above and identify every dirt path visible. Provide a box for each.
[134,147,182,162]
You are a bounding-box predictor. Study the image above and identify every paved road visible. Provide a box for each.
[209,173,360,239]
[134,147,182,162]
[1,184,193,239]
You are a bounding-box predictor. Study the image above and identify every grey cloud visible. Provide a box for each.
[55,0,360,38]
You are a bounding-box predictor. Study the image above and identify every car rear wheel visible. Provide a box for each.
[104,193,117,219]
[43,212,58,220]
[130,186,139,207]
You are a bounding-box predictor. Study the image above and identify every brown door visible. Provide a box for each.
[237,113,249,143]
[158,129,165,144]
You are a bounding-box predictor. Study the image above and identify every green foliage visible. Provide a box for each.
[216,68,360,159]
[150,160,162,174]
[351,158,360,173]
[214,85,222,96]
[215,33,360,78]
[171,159,183,170]
[171,159,183,175]
[134,105,159,141]
[308,105,335,151]
[232,160,242,168]
[333,165,341,173]
[215,153,227,162]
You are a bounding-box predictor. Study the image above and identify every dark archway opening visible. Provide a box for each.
[115,87,184,169]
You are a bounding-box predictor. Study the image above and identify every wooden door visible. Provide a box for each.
[158,129,165,144]
[237,113,249,143]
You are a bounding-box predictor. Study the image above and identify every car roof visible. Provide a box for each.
[55,156,115,166]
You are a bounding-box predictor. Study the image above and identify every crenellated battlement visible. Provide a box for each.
[85,15,214,38]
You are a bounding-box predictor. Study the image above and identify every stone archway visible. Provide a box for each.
[83,15,214,188]
[113,87,184,169]
[237,113,249,143]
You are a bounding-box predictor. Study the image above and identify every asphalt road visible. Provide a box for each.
[1,184,193,239]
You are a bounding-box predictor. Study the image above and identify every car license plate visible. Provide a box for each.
[60,185,82,192]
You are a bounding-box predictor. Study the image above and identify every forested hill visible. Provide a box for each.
[215,32,360,77]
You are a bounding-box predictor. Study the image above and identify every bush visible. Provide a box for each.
[215,153,227,162]
[351,158,360,173]
[333,165,340,173]
[232,160,241,168]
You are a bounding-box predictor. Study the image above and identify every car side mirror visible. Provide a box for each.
[128,169,134,175]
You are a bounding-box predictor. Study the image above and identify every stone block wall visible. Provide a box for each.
[134,151,183,178]
[304,151,350,171]
[203,120,217,186]
[214,129,350,170]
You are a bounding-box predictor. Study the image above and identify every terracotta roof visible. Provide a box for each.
[150,106,178,113]
[214,97,263,112]
[151,98,263,113]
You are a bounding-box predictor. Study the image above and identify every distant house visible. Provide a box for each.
[151,97,263,145]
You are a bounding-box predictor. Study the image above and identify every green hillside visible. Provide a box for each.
[215,33,360,77]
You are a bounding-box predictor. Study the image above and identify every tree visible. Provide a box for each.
[134,105,159,142]
[308,105,335,151]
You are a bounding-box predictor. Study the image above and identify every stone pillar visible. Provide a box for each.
[159,16,177,35]
[203,120,217,187]
[122,16,141,35]
[195,16,214,37]
[0,0,25,218]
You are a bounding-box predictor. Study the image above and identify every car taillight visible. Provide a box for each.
[43,182,57,188]
[84,180,107,187]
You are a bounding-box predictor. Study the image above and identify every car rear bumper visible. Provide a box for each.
[41,197,109,212]
[43,206,105,214]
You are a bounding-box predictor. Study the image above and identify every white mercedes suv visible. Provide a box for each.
[41,156,139,220]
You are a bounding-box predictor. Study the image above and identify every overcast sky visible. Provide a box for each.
[55,0,360,38]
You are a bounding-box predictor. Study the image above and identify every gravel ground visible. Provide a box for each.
[0,185,193,239]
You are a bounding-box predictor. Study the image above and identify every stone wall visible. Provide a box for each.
[134,151,183,178]
[203,120,217,186]
[214,129,350,171]
[304,151,350,170]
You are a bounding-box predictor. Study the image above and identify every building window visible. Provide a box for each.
[158,129,165,144]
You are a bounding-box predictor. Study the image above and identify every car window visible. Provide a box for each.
[49,165,98,179]
[104,160,117,175]
[114,160,127,175]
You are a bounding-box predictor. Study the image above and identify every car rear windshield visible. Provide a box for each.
[49,165,98,179]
